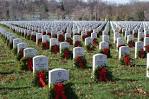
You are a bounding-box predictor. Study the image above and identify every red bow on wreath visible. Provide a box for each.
[138,48,145,58]
[145,45,149,52]
[27,58,33,71]
[66,38,73,45]
[123,55,130,65]
[75,56,86,68]
[38,39,42,45]
[63,50,70,59]
[93,38,98,46]
[146,34,149,37]
[42,41,49,49]
[58,35,64,42]
[74,41,81,47]
[98,67,108,82]
[51,45,59,54]
[54,83,67,99]
[102,48,109,56]
[82,35,87,41]
[37,71,46,87]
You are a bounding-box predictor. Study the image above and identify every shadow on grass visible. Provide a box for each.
[114,78,142,82]
[0,71,15,75]
[0,86,31,95]
[135,64,146,67]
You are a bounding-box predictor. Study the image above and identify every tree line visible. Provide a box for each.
[0,0,148,21]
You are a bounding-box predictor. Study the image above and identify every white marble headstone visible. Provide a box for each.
[102,35,109,42]
[73,35,81,44]
[146,53,149,77]
[99,41,109,50]
[42,35,49,43]
[135,41,144,58]
[13,38,22,49]
[49,68,69,86]
[85,37,93,46]
[91,32,97,39]
[23,48,38,58]
[73,47,84,58]
[50,38,59,47]
[116,38,125,48]
[17,43,27,53]
[92,53,107,72]
[33,55,48,74]
[60,42,70,53]
[119,46,129,60]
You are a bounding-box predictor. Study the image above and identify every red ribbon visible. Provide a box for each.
[66,38,73,45]
[93,38,98,46]
[42,32,46,35]
[75,56,86,68]
[98,67,107,82]
[74,41,81,47]
[58,34,64,42]
[47,33,51,37]
[138,48,145,58]
[128,41,135,48]
[54,83,67,99]
[27,58,33,71]
[146,34,149,37]
[51,45,59,54]
[63,50,70,59]
[37,71,46,87]
[82,34,88,41]
[42,41,49,49]
[145,45,149,52]
[102,48,109,56]
[123,55,130,65]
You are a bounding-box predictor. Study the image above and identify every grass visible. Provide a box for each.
[0,24,149,99]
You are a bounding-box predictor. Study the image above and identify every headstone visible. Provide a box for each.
[92,53,107,72]
[23,48,38,58]
[91,32,97,39]
[127,35,134,43]
[113,32,120,43]
[102,35,109,42]
[135,41,144,58]
[42,35,49,43]
[49,68,69,87]
[65,33,71,40]
[13,38,22,49]
[125,30,131,39]
[85,37,93,46]
[119,46,129,60]
[50,38,59,48]
[116,37,125,48]
[73,47,84,59]
[146,53,149,77]
[138,32,144,41]
[144,37,149,51]
[36,33,42,45]
[17,43,28,53]
[33,55,48,74]
[60,42,70,53]
[73,35,81,44]
[99,41,109,50]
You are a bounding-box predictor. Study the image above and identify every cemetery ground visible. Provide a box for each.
[0,24,149,99]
